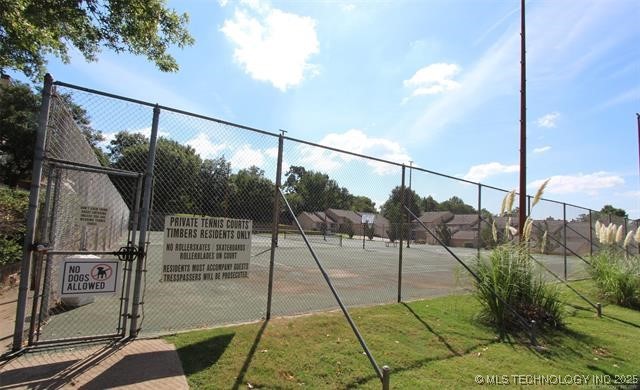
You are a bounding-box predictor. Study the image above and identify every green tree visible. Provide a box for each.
[197,157,231,217]
[599,205,628,219]
[435,223,452,246]
[381,187,420,242]
[283,165,353,214]
[421,195,439,212]
[107,131,149,164]
[230,166,274,223]
[111,136,201,224]
[351,195,376,213]
[0,0,194,80]
[437,196,476,214]
[0,82,104,185]
[0,81,39,187]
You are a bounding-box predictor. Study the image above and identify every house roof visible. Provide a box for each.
[414,211,453,225]
[299,211,324,224]
[326,208,362,224]
[313,211,337,224]
[447,214,479,227]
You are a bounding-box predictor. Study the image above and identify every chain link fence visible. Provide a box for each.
[13,78,640,351]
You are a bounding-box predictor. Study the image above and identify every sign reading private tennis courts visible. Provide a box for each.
[162,215,252,282]
[60,256,119,296]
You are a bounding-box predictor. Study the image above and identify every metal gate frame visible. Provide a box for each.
[11,75,154,352]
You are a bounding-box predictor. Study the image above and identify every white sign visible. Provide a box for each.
[162,215,252,282]
[60,255,119,297]
[77,206,109,227]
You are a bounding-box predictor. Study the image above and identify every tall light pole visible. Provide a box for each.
[518,0,527,240]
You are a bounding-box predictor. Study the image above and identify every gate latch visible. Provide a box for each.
[114,243,141,262]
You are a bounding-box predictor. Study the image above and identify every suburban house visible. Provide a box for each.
[412,211,454,244]
[326,208,365,235]
[450,230,478,248]
[446,214,480,234]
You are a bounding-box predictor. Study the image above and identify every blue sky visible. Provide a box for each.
[9,0,640,219]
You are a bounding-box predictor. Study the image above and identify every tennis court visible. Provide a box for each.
[37,230,590,340]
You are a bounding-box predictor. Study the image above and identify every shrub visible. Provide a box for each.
[338,222,354,239]
[588,248,640,309]
[473,243,564,335]
[0,186,29,266]
[435,223,452,246]
[365,224,375,240]
[472,180,564,337]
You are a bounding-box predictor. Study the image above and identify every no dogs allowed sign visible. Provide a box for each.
[60,255,119,297]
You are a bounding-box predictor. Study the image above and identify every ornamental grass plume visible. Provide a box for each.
[635,226,640,244]
[492,220,498,242]
[540,231,548,254]
[615,225,624,244]
[501,190,516,216]
[595,221,602,240]
[531,179,549,209]
[623,231,634,249]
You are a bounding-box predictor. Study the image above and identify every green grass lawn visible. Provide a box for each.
[166,281,640,389]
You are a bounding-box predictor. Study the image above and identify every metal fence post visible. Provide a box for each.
[382,365,391,390]
[13,74,54,352]
[129,105,161,338]
[39,166,62,328]
[398,165,405,303]
[563,203,567,280]
[589,210,593,256]
[266,134,284,320]
[477,184,482,257]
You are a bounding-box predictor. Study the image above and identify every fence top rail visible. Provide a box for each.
[51,78,635,221]
[53,80,280,139]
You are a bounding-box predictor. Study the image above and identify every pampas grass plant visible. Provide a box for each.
[472,179,564,335]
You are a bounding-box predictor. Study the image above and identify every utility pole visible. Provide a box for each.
[407,161,413,248]
[518,0,527,240]
[636,113,639,190]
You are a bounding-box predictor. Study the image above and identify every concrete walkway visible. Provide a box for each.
[0,339,189,389]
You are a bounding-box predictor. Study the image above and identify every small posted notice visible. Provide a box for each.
[60,256,119,297]
[77,206,109,227]
[162,215,252,282]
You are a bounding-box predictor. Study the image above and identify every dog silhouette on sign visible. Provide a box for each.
[96,266,108,279]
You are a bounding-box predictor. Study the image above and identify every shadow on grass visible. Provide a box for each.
[175,332,235,377]
[232,320,268,390]
[401,302,460,356]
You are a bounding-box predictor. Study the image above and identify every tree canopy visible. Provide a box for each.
[0,81,105,185]
[0,0,194,80]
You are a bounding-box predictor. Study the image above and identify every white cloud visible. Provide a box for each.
[299,129,411,175]
[404,63,461,98]
[536,112,560,128]
[218,0,228,7]
[462,162,519,183]
[340,3,356,12]
[231,144,266,170]
[529,172,624,195]
[220,1,319,91]
[533,145,551,154]
[185,133,227,158]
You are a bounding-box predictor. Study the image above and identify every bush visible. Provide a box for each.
[338,222,354,239]
[472,243,564,336]
[588,248,640,309]
[366,224,375,240]
[0,186,29,266]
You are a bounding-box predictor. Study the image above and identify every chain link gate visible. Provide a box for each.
[12,76,151,350]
